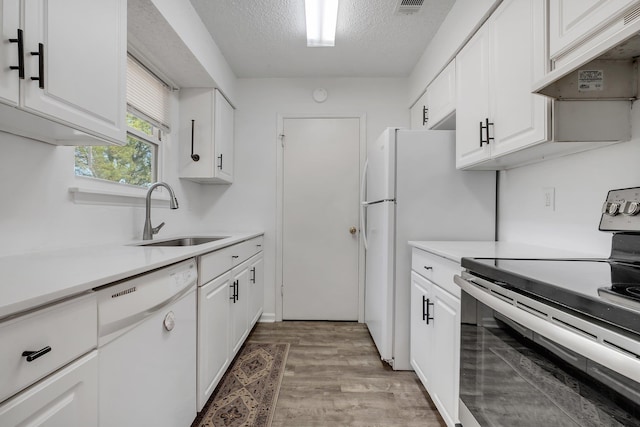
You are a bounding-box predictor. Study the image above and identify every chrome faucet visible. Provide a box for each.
[143,182,179,240]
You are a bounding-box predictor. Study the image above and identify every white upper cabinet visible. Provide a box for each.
[425,59,456,130]
[455,23,492,168]
[456,0,550,169]
[0,0,126,145]
[410,60,456,130]
[0,0,19,106]
[549,0,639,62]
[179,88,235,184]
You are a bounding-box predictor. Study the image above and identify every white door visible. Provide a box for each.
[282,117,360,320]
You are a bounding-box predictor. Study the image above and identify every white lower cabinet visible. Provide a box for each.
[0,293,98,427]
[196,236,264,411]
[248,254,264,328]
[410,250,461,427]
[197,272,231,411]
[0,351,98,427]
[230,261,250,356]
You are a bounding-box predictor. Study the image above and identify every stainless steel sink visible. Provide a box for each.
[138,236,228,247]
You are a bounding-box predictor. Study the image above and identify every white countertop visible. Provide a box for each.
[408,241,604,264]
[0,232,263,320]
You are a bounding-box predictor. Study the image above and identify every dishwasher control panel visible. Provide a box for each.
[96,258,197,346]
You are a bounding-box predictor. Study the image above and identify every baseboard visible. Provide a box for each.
[259,312,276,323]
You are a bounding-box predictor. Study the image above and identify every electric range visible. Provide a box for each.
[455,186,640,427]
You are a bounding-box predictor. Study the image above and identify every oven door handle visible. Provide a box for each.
[454,274,640,384]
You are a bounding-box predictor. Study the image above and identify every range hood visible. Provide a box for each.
[533,9,640,100]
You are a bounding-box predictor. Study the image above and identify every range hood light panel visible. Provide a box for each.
[305,0,339,47]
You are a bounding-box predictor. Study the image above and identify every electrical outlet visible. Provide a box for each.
[543,187,555,211]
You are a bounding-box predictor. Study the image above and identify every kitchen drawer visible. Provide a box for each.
[0,351,98,426]
[199,246,235,285]
[0,293,97,403]
[199,236,264,285]
[411,248,461,298]
[230,236,263,267]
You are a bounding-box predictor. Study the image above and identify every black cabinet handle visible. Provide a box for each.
[425,298,434,325]
[422,106,429,126]
[9,29,25,79]
[423,266,432,271]
[250,267,256,283]
[190,120,200,161]
[229,280,238,304]
[22,346,51,362]
[235,280,239,301]
[480,117,494,147]
[217,154,223,170]
[30,43,44,89]
[422,295,427,321]
[232,255,239,259]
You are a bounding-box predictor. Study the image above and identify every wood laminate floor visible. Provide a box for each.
[246,321,446,427]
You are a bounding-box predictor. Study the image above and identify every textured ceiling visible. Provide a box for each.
[189,0,456,78]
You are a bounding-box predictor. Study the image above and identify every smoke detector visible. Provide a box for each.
[395,0,424,15]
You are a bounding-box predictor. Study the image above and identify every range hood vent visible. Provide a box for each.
[533,7,640,100]
[395,0,424,15]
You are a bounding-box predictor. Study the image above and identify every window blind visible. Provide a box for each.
[126,55,171,131]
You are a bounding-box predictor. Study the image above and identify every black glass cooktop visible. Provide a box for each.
[461,257,640,336]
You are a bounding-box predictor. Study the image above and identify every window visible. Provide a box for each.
[74,55,171,188]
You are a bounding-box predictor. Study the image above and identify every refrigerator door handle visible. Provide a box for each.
[360,159,369,250]
[362,199,395,206]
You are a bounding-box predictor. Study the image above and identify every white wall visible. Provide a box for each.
[196,77,409,320]
[0,93,203,257]
[498,103,640,257]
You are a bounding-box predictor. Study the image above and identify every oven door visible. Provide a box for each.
[455,273,640,427]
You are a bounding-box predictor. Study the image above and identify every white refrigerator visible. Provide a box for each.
[362,128,495,370]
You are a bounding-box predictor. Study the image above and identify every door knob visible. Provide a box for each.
[349,226,357,235]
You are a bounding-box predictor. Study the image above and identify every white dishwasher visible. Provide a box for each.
[96,258,197,427]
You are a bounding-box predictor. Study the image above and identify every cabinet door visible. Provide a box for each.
[489,0,549,158]
[410,272,433,388]
[426,60,456,130]
[0,0,19,106]
[455,24,491,169]
[179,88,234,184]
[410,91,429,129]
[229,263,250,356]
[0,351,98,427]
[549,0,639,59]
[431,285,461,427]
[22,0,126,144]
[197,273,231,411]
[214,90,234,183]
[248,253,264,327]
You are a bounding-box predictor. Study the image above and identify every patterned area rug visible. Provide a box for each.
[192,343,289,427]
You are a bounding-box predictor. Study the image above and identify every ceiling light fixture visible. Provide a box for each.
[305,0,339,47]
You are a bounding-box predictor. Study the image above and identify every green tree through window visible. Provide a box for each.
[74,114,158,187]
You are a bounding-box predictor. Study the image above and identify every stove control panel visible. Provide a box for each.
[600,187,640,232]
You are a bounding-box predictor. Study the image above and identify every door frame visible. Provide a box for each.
[275,113,367,322]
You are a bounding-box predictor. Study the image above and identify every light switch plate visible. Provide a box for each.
[543,187,555,211]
